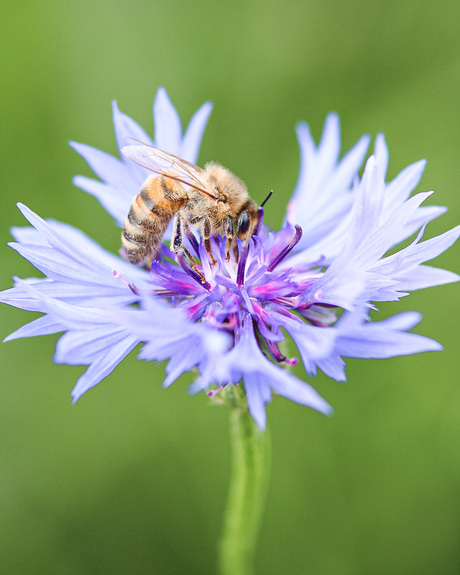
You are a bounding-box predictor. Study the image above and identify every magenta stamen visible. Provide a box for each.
[113,270,151,296]
[206,384,225,397]
[205,316,238,332]
[267,225,303,272]
[112,269,129,285]
[272,296,302,308]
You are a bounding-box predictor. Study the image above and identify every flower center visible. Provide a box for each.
[114,222,329,368]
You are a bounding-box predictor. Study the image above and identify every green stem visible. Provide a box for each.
[219,399,271,575]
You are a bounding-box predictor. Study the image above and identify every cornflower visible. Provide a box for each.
[1,87,459,431]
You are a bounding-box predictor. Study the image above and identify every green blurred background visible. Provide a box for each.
[1,1,460,573]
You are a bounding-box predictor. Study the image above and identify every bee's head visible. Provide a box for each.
[235,200,259,241]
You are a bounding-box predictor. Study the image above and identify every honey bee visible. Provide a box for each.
[121,142,268,276]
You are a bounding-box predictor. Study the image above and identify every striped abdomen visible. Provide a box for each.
[122,176,186,263]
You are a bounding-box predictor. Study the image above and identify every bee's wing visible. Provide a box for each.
[122,142,219,200]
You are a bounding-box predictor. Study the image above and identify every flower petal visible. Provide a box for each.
[181,101,213,163]
[153,87,183,153]
[71,335,138,402]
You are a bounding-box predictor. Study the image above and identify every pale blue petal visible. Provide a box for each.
[300,167,432,309]
[269,309,336,374]
[0,284,44,312]
[22,286,115,328]
[394,206,447,246]
[43,218,151,285]
[396,265,460,291]
[153,87,182,153]
[316,354,347,382]
[163,346,203,388]
[316,310,442,380]
[72,176,132,226]
[6,206,151,306]
[342,156,386,256]
[181,101,213,163]
[112,100,153,152]
[336,320,442,358]
[10,242,99,283]
[212,317,332,428]
[372,310,422,331]
[69,142,134,190]
[245,376,270,430]
[268,367,333,415]
[384,159,426,207]
[16,203,90,266]
[317,112,341,172]
[290,113,369,254]
[4,315,64,341]
[10,225,48,245]
[372,225,460,292]
[323,134,370,203]
[394,225,460,268]
[55,327,133,365]
[71,335,138,402]
[374,133,389,179]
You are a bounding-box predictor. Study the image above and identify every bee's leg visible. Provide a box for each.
[200,216,217,266]
[171,213,206,282]
[224,216,234,261]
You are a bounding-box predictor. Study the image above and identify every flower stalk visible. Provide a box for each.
[219,386,271,575]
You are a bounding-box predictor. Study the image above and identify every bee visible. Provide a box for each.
[121,142,269,276]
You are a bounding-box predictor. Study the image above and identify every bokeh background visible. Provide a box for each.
[1,1,460,573]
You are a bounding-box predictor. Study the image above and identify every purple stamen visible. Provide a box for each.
[254,207,265,236]
[151,289,182,297]
[244,264,268,287]
[267,225,303,272]
[236,242,250,288]
[266,339,298,365]
[183,227,200,257]
[176,251,211,291]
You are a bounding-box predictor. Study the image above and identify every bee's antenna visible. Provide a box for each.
[260,190,273,208]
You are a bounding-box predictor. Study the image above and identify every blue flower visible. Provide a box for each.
[2,88,459,429]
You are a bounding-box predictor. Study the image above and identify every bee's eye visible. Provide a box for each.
[238,211,250,235]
